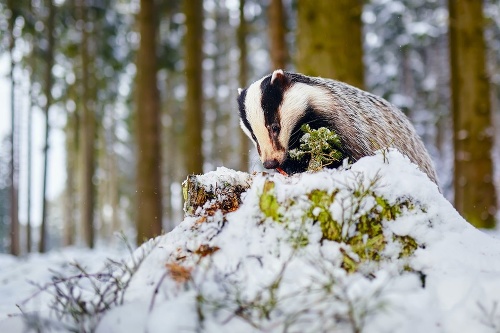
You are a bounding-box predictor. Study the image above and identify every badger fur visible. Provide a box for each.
[238,69,438,184]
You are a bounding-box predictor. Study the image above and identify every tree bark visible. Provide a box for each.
[296,0,364,89]
[77,0,96,248]
[64,109,77,246]
[238,0,249,171]
[449,0,497,228]
[136,0,163,244]
[109,112,120,237]
[184,0,204,175]
[27,48,35,253]
[268,0,288,70]
[183,174,252,217]
[8,0,19,256]
[39,0,55,252]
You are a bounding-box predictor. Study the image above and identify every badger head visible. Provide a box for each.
[238,69,334,174]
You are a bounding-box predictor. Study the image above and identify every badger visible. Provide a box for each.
[237,69,438,184]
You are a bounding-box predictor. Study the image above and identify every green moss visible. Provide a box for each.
[259,180,281,221]
[394,235,419,259]
[341,250,359,274]
[304,188,421,272]
[376,196,401,220]
[307,190,340,241]
[259,176,421,273]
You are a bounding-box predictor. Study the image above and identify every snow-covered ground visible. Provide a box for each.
[0,247,126,324]
[1,150,500,332]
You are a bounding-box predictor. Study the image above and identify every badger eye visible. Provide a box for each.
[271,124,280,134]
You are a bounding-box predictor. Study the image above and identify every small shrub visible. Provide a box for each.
[289,124,344,172]
[19,236,157,332]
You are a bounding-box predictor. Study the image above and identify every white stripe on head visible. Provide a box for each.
[278,82,333,149]
[239,119,256,147]
[244,77,277,161]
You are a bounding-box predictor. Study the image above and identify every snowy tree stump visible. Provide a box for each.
[182,168,253,216]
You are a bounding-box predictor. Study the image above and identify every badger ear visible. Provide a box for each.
[270,69,288,87]
[238,88,243,96]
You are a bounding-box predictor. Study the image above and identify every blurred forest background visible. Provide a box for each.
[0,0,499,255]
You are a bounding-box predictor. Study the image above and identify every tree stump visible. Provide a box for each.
[182,169,253,217]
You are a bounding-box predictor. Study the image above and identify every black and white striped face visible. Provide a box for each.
[238,70,320,170]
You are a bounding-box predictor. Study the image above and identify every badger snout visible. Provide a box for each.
[263,159,280,169]
[261,149,287,170]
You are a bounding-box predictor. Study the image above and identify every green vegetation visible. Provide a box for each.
[289,124,344,172]
[259,180,281,221]
[258,173,423,273]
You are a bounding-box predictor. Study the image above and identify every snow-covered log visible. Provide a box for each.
[182,168,253,216]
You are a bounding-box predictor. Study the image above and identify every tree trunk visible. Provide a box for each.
[184,0,204,175]
[296,0,364,89]
[268,0,288,70]
[210,3,222,167]
[8,0,19,256]
[64,110,77,246]
[135,0,163,244]
[163,74,175,232]
[78,0,96,248]
[27,51,35,253]
[449,0,497,228]
[39,0,55,252]
[109,111,120,237]
[238,0,249,171]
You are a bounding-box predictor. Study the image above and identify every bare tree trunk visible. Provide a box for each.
[238,0,249,171]
[296,0,364,89]
[78,0,96,248]
[26,0,35,254]
[136,0,163,244]
[110,157,120,236]
[27,55,35,253]
[209,4,222,167]
[163,75,174,232]
[39,0,55,253]
[210,2,232,167]
[8,0,19,256]
[184,0,204,175]
[109,109,120,236]
[268,0,288,70]
[98,117,114,240]
[449,0,497,228]
[64,111,77,246]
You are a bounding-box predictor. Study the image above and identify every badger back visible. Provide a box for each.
[300,74,438,184]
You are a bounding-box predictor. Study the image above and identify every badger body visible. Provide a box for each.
[238,70,438,184]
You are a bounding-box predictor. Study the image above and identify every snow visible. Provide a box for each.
[0,246,127,331]
[195,166,253,191]
[1,150,500,332]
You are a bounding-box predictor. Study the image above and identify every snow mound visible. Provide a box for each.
[98,150,500,333]
[8,150,500,333]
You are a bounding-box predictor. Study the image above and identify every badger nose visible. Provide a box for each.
[263,159,279,169]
